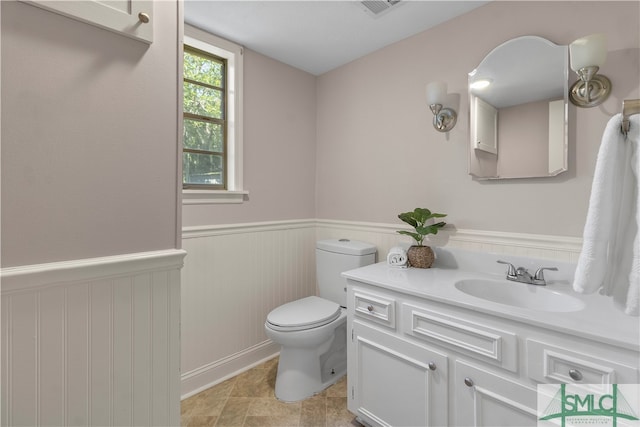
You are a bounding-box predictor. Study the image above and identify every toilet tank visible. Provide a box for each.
[316,239,377,307]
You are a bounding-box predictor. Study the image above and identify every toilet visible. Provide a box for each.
[265,239,377,402]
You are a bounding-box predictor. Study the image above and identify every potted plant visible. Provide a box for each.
[397,208,447,268]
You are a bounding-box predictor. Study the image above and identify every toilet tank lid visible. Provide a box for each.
[316,239,376,256]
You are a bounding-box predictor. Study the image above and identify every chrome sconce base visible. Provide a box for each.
[569,66,611,108]
[429,104,458,132]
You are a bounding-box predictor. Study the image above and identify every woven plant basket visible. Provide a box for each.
[407,245,435,269]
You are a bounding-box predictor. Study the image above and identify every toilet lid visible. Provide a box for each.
[266,296,341,331]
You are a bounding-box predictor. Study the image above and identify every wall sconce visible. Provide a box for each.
[569,33,611,108]
[426,81,457,132]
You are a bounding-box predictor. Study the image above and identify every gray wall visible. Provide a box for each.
[1,1,181,267]
[181,49,318,227]
[315,1,640,237]
[3,1,639,267]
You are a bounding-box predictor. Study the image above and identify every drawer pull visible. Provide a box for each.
[464,377,474,387]
[138,12,150,23]
[428,362,437,371]
[367,305,374,312]
[569,369,583,381]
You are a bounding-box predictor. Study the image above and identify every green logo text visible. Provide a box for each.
[540,384,639,427]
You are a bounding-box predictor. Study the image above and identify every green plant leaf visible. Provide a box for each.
[398,212,418,227]
[413,208,432,222]
[397,208,447,244]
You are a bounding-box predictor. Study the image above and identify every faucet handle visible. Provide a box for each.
[497,260,517,277]
[533,267,558,284]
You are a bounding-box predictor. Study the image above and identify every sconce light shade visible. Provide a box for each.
[570,33,607,71]
[426,81,457,133]
[569,33,611,108]
[426,81,447,105]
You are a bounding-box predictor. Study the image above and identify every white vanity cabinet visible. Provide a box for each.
[346,277,639,427]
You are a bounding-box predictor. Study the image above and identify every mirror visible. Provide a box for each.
[468,36,568,180]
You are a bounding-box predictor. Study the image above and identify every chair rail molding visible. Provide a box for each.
[1,249,187,293]
[315,219,582,262]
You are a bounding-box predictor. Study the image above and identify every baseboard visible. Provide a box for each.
[180,340,280,399]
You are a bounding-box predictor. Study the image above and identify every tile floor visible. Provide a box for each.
[181,357,362,427]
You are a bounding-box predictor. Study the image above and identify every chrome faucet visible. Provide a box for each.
[497,260,558,286]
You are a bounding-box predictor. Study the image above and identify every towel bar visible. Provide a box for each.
[622,98,640,135]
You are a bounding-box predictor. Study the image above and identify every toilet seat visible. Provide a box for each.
[266,296,341,332]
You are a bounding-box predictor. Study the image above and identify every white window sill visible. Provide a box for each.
[182,190,249,205]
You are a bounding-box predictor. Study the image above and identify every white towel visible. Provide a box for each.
[573,114,640,316]
[387,246,408,268]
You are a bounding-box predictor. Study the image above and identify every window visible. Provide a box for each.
[183,25,246,204]
[183,46,226,189]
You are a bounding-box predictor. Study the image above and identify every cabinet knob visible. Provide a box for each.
[464,377,474,387]
[569,369,583,381]
[428,362,437,371]
[138,12,150,23]
[367,305,374,312]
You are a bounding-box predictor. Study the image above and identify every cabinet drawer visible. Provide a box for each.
[527,339,639,384]
[402,303,518,372]
[353,291,395,329]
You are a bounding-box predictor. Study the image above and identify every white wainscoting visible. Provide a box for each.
[179,219,582,399]
[1,249,186,427]
[180,220,317,398]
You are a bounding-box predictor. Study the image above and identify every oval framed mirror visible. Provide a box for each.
[468,36,568,180]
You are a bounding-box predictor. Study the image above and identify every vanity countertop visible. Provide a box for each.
[342,260,640,352]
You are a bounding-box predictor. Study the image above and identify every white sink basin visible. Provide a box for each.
[454,279,585,312]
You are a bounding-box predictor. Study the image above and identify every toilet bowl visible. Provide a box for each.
[264,239,376,402]
[265,296,347,402]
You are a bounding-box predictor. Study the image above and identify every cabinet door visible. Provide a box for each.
[349,321,448,427]
[455,360,538,427]
[21,0,153,43]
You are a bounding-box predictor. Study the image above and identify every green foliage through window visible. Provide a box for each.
[183,46,226,188]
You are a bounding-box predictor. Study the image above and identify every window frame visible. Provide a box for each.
[182,25,247,204]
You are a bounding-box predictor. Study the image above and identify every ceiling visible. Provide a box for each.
[184,1,490,76]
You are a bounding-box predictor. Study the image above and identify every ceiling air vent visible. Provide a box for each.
[359,0,404,18]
